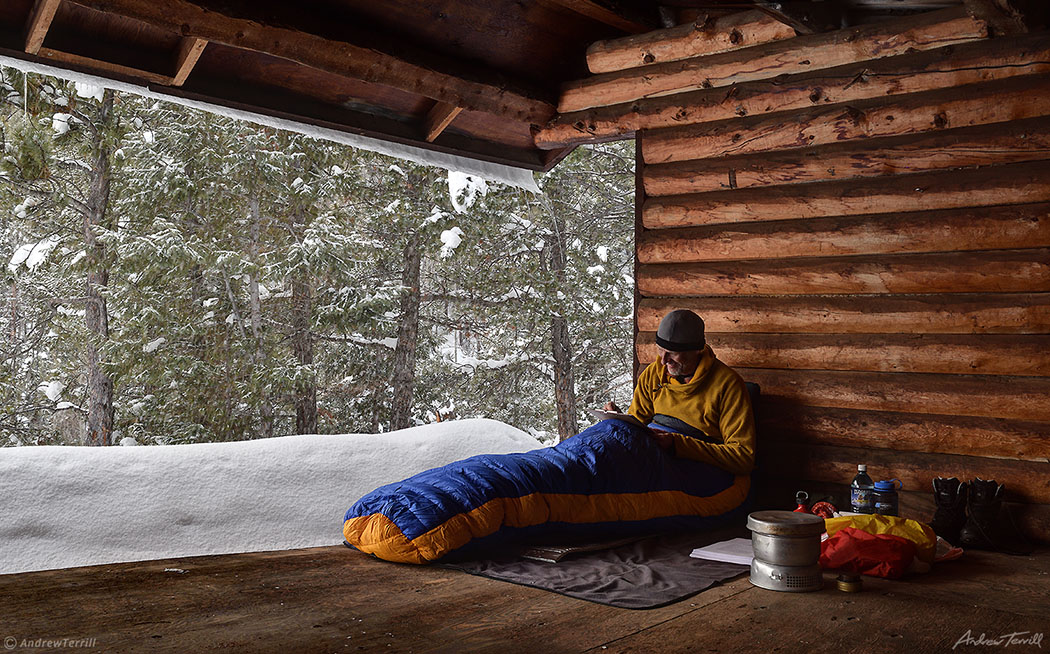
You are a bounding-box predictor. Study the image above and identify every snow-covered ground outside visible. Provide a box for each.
[0,419,541,575]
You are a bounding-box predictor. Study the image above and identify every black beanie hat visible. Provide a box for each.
[655,309,705,352]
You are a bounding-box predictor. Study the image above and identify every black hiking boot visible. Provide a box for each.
[957,478,1033,555]
[929,477,968,545]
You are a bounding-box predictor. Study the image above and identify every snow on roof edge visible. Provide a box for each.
[0,54,542,193]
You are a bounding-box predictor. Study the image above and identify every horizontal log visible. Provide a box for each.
[637,203,1050,264]
[735,367,1050,421]
[636,249,1050,296]
[637,332,1050,377]
[537,33,1050,149]
[643,117,1050,196]
[585,10,796,74]
[754,403,1050,462]
[64,0,554,123]
[558,7,986,112]
[636,294,1050,334]
[643,73,1050,165]
[642,159,1050,229]
[759,442,1050,504]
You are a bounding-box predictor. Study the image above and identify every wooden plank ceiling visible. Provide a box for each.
[0,0,1012,173]
[0,0,660,171]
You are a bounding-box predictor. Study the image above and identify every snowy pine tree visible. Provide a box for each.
[1,64,635,445]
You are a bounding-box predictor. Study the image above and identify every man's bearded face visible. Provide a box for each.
[659,347,701,379]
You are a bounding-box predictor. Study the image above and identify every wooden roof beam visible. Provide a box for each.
[537,0,659,34]
[62,0,555,125]
[36,47,175,85]
[424,102,463,143]
[753,5,814,34]
[172,36,207,87]
[24,0,61,55]
[963,0,1029,35]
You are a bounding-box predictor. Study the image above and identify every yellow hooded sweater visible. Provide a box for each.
[627,346,756,475]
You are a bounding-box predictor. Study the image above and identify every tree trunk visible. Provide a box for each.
[289,199,317,434]
[291,270,316,434]
[83,90,115,446]
[551,314,577,441]
[390,229,422,431]
[248,193,274,438]
[548,210,578,441]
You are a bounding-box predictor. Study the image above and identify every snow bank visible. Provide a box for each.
[0,419,541,574]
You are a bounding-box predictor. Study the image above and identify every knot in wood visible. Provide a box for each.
[844,106,864,125]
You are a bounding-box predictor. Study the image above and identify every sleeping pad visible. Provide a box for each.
[343,419,750,564]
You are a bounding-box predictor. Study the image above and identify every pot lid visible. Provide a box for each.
[747,510,826,536]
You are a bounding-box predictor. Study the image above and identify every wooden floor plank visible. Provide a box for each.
[0,545,741,654]
[593,577,1046,653]
[0,544,1045,653]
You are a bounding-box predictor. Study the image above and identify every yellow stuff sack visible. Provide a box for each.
[824,514,937,563]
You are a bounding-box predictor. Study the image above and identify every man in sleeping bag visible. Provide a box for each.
[344,307,754,563]
[604,309,756,476]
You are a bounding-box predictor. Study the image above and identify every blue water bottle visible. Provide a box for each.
[874,479,902,516]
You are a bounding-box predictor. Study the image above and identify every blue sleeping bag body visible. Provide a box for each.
[343,419,751,563]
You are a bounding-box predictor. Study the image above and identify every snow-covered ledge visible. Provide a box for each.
[0,419,540,574]
[0,53,542,193]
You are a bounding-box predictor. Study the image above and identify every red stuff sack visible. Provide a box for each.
[819,526,917,579]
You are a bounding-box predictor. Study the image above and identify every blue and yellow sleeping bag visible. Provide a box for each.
[343,420,750,563]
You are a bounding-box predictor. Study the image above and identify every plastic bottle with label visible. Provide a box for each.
[850,464,875,514]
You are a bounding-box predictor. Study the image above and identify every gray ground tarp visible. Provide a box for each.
[443,529,750,609]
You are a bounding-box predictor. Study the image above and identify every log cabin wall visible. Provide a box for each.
[540,6,1050,541]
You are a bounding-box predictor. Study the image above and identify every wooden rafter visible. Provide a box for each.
[62,0,555,124]
[963,0,1029,35]
[537,0,658,33]
[36,47,175,85]
[24,0,61,55]
[172,36,207,87]
[753,5,813,34]
[424,102,462,142]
